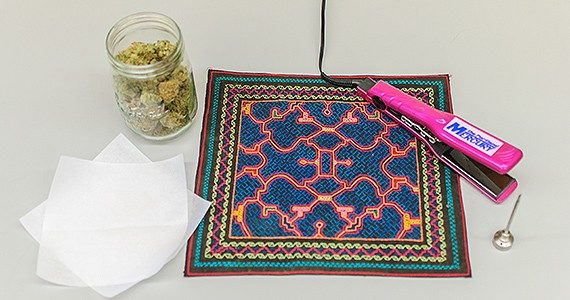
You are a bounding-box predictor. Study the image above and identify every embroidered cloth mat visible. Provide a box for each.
[185,70,470,277]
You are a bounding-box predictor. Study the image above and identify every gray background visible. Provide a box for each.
[1,0,568,299]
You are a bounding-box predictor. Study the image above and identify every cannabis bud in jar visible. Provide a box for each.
[106,13,197,140]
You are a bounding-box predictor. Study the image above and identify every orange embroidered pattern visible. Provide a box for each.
[185,71,470,277]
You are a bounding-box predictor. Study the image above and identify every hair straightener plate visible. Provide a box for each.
[356,79,522,203]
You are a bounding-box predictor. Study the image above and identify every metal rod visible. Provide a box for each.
[505,194,521,231]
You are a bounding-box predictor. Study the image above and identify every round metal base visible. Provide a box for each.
[493,230,514,251]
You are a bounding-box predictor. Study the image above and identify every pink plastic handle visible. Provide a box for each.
[359,80,523,174]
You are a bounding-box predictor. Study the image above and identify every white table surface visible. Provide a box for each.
[1,0,569,299]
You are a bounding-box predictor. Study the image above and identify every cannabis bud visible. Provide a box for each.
[112,40,197,138]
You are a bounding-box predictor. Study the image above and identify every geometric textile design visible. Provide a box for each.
[185,70,470,277]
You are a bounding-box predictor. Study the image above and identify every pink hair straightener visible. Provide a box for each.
[356,79,522,202]
[318,0,523,203]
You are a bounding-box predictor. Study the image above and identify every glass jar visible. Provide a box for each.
[106,12,197,141]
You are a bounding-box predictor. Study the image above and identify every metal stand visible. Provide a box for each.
[493,194,521,251]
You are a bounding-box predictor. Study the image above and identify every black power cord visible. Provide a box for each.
[318,0,361,88]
